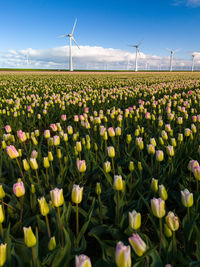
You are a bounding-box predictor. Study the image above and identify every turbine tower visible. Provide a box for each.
[58,19,80,71]
[192,54,195,72]
[166,48,178,72]
[128,40,143,72]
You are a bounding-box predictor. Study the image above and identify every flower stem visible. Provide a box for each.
[46,168,49,187]
[76,203,79,237]
[172,231,176,259]
[45,215,51,239]
[31,247,37,267]
[0,223,3,239]
[57,207,64,247]
[16,158,25,182]
[159,218,162,255]
[187,207,190,224]
[116,191,120,226]
[35,170,40,185]
[112,158,115,176]
[19,197,24,228]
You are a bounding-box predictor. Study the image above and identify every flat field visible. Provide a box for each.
[0,71,200,266]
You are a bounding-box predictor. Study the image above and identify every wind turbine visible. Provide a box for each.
[191,54,195,72]
[58,19,80,71]
[128,40,143,72]
[166,48,179,72]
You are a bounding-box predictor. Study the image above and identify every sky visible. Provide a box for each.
[0,0,200,70]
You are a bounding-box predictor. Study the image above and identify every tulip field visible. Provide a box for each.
[0,71,200,266]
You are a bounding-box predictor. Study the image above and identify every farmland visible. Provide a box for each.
[0,71,200,266]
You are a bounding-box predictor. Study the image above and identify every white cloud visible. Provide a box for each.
[0,45,200,70]
[173,0,200,6]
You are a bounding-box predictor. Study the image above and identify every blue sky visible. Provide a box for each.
[0,0,200,69]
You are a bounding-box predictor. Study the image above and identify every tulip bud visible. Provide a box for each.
[128,233,147,257]
[48,236,56,251]
[86,141,91,150]
[0,204,4,223]
[6,145,19,159]
[156,150,164,162]
[18,149,22,157]
[115,127,121,136]
[181,189,193,207]
[151,178,158,193]
[114,175,123,191]
[107,146,115,158]
[71,184,83,204]
[115,241,131,267]
[13,179,25,197]
[138,162,143,171]
[38,196,49,216]
[129,210,141,230]
[75,254,92,267]
[171,138,177,147]
[159,137,164,145]
[23,226,37,247]
[164,223,172,238]
[53,135,60,146]
[159,185,168,200]
[104,161,111,173]
[77,160,86,173]
[0,243,7,267]
[67,126,73,135]
[193,167,200,181]
[31,136,38,146]
[31,184,35,194]
[50,188,64,207]
[166,145,174,157]
[57,148,62,159]
[165,211,179,231]
[44,130,50,139]
[151,198,166,218]
[96,183,101,195]
[48,151,53,162]
[147,144,155,155]
[129,161,134,172]
[43,157,50,168]
[1,141,7,149]
[108,127,115,137]
[23,159,30,171]
[126,134,132,144]
[0,185,5,199]
[30,158,38,170]
[76,141,82,152]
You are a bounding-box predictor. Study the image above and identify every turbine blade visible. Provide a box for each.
[138,39,144,47]
[71,18,77,35]
[57,35,68,38]
[72,37,80,49]
[128,44,137,47]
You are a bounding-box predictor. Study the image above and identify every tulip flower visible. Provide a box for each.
[156,150,164,162]
[128,233,147,257]
[48,236,56,251]
[181,189,193,223]
[13,179,25,198]
[165,211,179,232]
[5,125,11,133]
[181,189,193,208]
[50,188,64,208]
[151,178,158,193]
[6,145,19,159]
[129,210,141,230]
[71,184,83,204]
[102,161,110,174]
[0,185,5,200]
[77,160,86,177]
[107,146,115,158]
[50,188,64,246]
[38,197,51,238]
[159,185,168,200]
[75,254,92,267]
[0,243,7,267]
[23,226,37,248]
[151,198,166,254]
[115,241,131,267]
